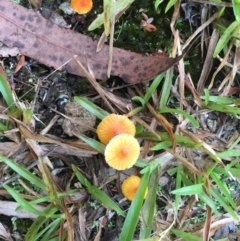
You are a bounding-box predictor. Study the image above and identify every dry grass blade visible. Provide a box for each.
[166,148,202,174]
[203,178,212,241]
[0,142,20,157]
[0,222,13,241]
[176,31,185,122]
[18,123,96,156]
[180,128,224,166]
[78,208,87,241]
[170,0,181,36]
[193,216,240,237]
[62,202,74,241]
[107,16,115,78]
[73,55,116,113]
[197,29,219,92]
[208,41,234,90]
[102,88,132,112]
[25,138,53,169]
[134,86,176,151]
[223,46,240,95]
[183,12,219,51]
[177,195,196,228]
[0,200,44,219]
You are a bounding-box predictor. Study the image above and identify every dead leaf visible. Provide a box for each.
[0,200,44,219]
[78,208,87,241]
[0,0,185,84]
[17,122,97,156]
[0,42,20,57]
[0,222,13,241]
[13,55,25,73]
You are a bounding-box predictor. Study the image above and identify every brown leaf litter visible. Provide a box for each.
[0,0,185,84]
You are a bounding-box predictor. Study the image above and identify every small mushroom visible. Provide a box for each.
[104,134,140,170]
[70,0,93,14]
[121,175,148,201]
[96,114,136,145]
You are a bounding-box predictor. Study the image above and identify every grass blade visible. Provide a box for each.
[0,155,46,190]
[211,187,238,219]
[171,229,203,241]
[24,204,59,241]
[210,172,236,209]
[159,108,199,128]
[77,134,106,154]
[74,96,109,120]
[119,169,150,241]
[4,185,49,217]
[72,165,125,216]
[140,167,159,239]
[0,73,15,110]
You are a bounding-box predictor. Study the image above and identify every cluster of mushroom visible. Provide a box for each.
[96,114,147,201]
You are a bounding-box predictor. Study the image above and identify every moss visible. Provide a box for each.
[86,0,174,54]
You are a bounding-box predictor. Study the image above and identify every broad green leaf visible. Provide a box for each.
[103,0,111,36]
[88,0,134,31]
[33,218,62,241]
[210,172,236,209]
[77,134,105,154]
[171,183,203,195]
[158,108,199,128]
[213,20,240,57]
[39,157,63,211]
[140,167,159,239]
[217,149,240,158]
[0,155,46,190]
[165,0,178,13]
[24,204,59,241]
[214,167,240,177]
[232,0,240,21]
[211,187,238,219]
[171,229,203,241]
[181,175,218,214]
[150,140,172,150]
[72,165,125,216]
[74,96,109,120]
[0,74,15,110]
[132,96,145,106]
[159,69,172,108]
[4,185,55,218]
[119,170,150,241]
[143,73,165,105]
[174,165,182,213]
[201,95,235,104]
[205,101,240,114]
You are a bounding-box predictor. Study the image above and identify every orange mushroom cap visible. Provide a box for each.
[121,175,148,201]
[97,114,136,145]
[70,0,93,14]
[104,133,140,170]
